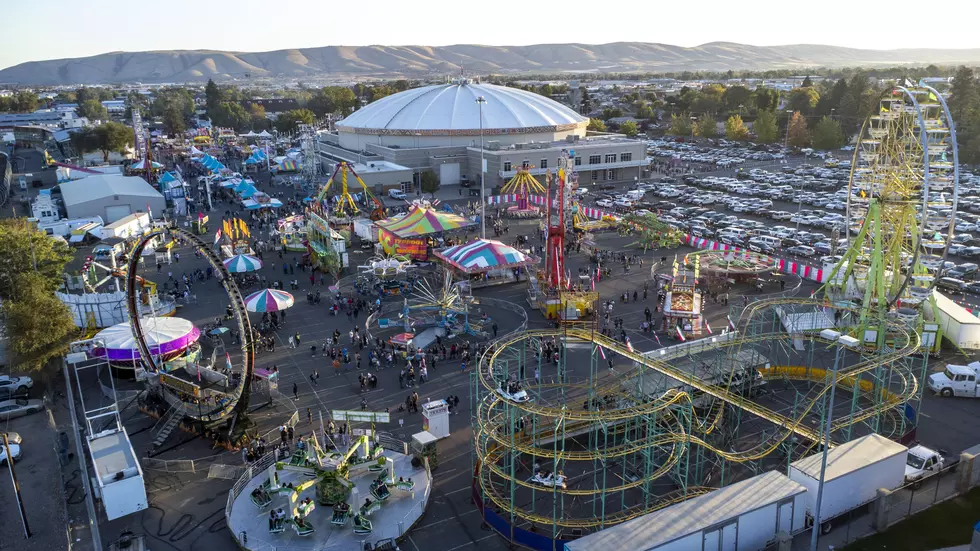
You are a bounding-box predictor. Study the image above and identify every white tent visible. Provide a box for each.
[240,130,258,137]
[257,130,273,138]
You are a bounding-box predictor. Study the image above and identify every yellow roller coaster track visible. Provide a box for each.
[474,296,922,529]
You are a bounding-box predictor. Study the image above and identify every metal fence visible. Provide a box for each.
[881,465,962,528]
[141,451,226,473]
[259,409,300,443]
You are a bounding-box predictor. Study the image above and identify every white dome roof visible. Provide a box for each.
[337,80,587,137]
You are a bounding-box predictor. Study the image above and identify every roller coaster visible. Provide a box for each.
[472,297,925,545]
[124,225,255,428]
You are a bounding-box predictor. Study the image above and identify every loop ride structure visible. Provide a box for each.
[124,225,256,438]
[471,81,949,550]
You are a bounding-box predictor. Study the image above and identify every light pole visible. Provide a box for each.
[809,330,859,550]
[476,95,487,239]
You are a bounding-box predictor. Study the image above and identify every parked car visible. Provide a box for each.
[0,432,22,445]
[0,398,44,421]
[0,443,22,465]
[0,375,33,399]
[596,199,614,208]
[787,245,816,257]
[387,189,407,200]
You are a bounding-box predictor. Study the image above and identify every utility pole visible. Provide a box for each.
[4,433,31,538]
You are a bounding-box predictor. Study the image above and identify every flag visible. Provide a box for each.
[653,331,662,346]
[675,327,686,342]
[198,211,204,221]
[625,337,634,353]
[591,276,595,291]
[225,352,233,372]
[705,320,713,334]
[146,203,153,219]
[928,91,938,102]
[596,345,606,360]
[597,261,601,282]
[214,228,222,245]
[727,315,735,330]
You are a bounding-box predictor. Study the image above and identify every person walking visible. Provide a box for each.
[288,335,296,348]
[292,382,298,399]
[307,408,313,425]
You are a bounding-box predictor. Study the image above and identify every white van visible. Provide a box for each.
[719,227,750,240]
[749,235,781,249]
[626,190,646,201]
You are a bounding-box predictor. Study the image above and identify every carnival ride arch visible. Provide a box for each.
[124,225,255,423]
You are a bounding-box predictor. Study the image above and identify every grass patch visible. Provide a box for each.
[842,486,980,551]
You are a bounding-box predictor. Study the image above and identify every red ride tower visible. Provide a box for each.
[544,149,573,290]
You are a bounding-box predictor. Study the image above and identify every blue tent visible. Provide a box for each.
[159,171,178,184]
[238,184,257,199]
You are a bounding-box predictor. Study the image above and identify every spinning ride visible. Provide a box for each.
[124,225,255,432]
[95,317,200,363]
[822,82,958,353]
[310,161,385,220]
[500,161,546,218]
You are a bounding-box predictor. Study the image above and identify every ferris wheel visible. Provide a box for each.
[825,83,959,319]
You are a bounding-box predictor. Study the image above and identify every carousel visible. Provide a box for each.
[499,161,546,219]
[433,239,538,289]
[697,250,777,291]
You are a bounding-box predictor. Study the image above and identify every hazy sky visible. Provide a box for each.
[3,0,980,70]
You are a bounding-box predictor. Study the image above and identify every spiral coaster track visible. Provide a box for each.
[125,225,255,424]
[472,296,922,544]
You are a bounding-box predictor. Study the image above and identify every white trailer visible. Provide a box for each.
[934,291,980,349]
[563,471,807,551]
[353,218,378,242]
[788,433,906,533]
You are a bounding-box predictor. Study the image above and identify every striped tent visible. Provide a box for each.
[434,239,536,273]
[376,205,475,238]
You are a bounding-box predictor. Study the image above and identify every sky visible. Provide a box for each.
[3,0,980,70]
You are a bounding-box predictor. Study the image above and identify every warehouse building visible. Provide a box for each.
[59,174,165,224]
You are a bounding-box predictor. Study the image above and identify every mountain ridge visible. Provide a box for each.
[3,41,980,86]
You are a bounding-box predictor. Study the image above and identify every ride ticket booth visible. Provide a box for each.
[421,399,449,439]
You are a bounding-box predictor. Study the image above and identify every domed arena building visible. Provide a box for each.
[317,78,648,194]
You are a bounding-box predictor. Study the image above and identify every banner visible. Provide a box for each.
[379,229,427,259]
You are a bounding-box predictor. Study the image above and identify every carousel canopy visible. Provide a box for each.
[377,205,476,238]
[275,159,298,172]
[95,317,200,362]
[434,238,535,273]
[130,159,163,170]
[158,171,178,184]
[223,254,263,272]
[244,289,294,312]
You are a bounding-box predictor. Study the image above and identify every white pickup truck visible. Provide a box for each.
[927,361,980,398]
[905,444,949,488]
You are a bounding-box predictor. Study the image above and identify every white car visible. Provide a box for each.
[0,432,22,445]
[387,189,407,200]
[0,375,33,398]
[613,199,635,209]
[499,382,530,403]
[0,443,21,465]
[787,245,816,257]
[596,199,614,208]
[0,398,44,421]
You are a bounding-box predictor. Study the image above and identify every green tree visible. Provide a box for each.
[78,99,109,121]
[11,91,38,113]
[587,118,606,132]
[210,102,252,131]
[668,113,693,137]
[579,87,592,114]
[205,78,222,113]
[275,108,315,134]
[722,85,752,112]
[601,107,623,120]
[635,104,654,120]
[811,116,845,150]
[0,220,77,372]
[72,122,134,162]
[753,87,780,112]
[55,91,77,103]
[839,72,877,135]
[619,120,639,137]
[75,87,97,105]
[695,116,717,138]
[815,78,848,117]
[801,76,813,87]
[725,114,750,141]
[420,170,439,197]
[753,109,780,143]
[162,106,186,136]
[368,85,395,103]
[948,67,979,125]
[788,87,820,114]
[308,88,336,117]
[786,111,810,147]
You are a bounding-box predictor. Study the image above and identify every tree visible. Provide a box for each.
[619,120,639,137]
[587,118,606,132]
[725,114,750,141]
[72,122,133,162]
[753,109,780,143]
[11,91,38,113]
[77,99,109,121]
[949,67,979,125]
[815,78,848,117]
[788,87,820,114]
[210,102,252,131]
[753,87,780,112]
[811,116,845,150]
[786,111,810,147]
[308,88,336,117]
[839,72,877,135]
[420,170,439,197]
[579,87,592,114]
[0,220,77,372]
[205,78,222,113]
[162,106,186,136]
[801,76,813,88]
[722,85,752,112]
[275,108,315,134]
[601,107,623,120]
[668,113,693,137]
[695,116,717,138]
[368,85,395,103]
